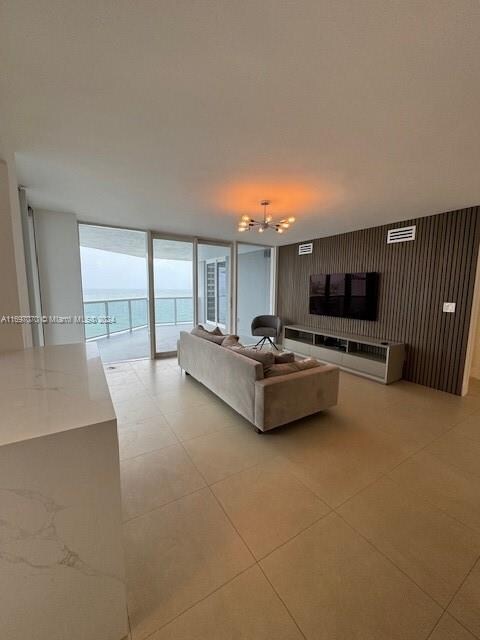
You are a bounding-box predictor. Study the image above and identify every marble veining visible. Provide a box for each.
[0,343,128,640]
[0,343,115,446]
[0,487,123,583]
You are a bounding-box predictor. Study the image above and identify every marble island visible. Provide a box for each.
[0,343,128,640]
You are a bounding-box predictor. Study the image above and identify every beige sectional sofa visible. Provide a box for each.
[177,331,339,432]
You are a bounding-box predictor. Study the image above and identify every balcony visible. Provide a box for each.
[84,296,193,362]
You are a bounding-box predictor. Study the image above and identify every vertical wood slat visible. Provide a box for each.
[277,207,480,394]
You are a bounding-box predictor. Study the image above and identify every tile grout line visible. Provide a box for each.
[121,453,282,528]
[255,563,308,640]
[206,482,309,640]
[425,610,480,640]
[119,434,183,464]
[386,472,480,542]
[440,556,480,640]
[286,390,480,516]
[334,509,477,640]
[424,612,446,640]
[330,411,480,538]
[136,565,257,640]
[333,510,448,612]
[177,425,309,640]
[161,418,240,445]
[448,616,480,640]
[119,373,274,525]
[328,404,480,517]
[169,419,248,444]
[128,425,262,640]
[121,362,218,640]
[379,411,480,539]
[121,364,480,639]
[121,435,331,546]
[123,447,479,640]
[126,608,133,639]
[121,484,207,526]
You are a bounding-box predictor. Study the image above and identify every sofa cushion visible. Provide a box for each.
[196,324,224,336]
[191,325,225,344]
[264,357,322,378]
[221,334,240,348]
[228,346,275,367]
[274,351,295,364]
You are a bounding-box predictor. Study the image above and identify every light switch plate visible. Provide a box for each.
[443,302,456,313]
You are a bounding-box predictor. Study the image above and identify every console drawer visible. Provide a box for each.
[311,344,344,365]
[343,353,386,379]
[283,338,311,356]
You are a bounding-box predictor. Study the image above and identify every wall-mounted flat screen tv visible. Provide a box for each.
[309,272,379,320]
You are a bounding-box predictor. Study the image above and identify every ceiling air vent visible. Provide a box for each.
[387,225,416,244]
[298,242,313,255]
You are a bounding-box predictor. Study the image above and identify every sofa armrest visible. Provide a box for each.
[254,364,339,431]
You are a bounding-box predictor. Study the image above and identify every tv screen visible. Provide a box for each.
[309,272,379,320]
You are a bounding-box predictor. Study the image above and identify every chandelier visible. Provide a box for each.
[237,200,296,234]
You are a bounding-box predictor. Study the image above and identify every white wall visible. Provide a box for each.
[34,209,85,345]
[470,307,480,380]
[471,338,480,380]
[237,248,272,342]
[0,160,25,352]
[463,247,480,389]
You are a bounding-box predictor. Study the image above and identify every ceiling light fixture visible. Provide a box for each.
[237,200,296,234]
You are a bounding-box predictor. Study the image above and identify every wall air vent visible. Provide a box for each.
[298,242,313,255]
[387,225,416,244]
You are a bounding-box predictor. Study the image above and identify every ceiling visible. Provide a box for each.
[78,223,266,259]
[1,1,479,246]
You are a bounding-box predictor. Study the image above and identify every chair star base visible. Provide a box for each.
[253,336,279,350]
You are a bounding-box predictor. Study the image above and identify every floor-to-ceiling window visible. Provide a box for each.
[79,225,273,361]
[79,224,150,362]
[152,237,194,355]
[236,243,274,344]
[197,242,231,332]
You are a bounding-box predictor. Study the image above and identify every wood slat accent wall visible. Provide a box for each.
[277,207,480,394]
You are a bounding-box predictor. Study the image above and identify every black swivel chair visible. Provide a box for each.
[251,315,282,350]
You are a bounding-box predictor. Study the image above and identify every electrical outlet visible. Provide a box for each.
[443,302,456,313]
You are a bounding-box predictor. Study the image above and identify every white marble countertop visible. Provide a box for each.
[0,343,115,447]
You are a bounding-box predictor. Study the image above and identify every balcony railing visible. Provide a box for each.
[83,296,193,340]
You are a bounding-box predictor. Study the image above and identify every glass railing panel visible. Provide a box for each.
[130,298,148,329]
[176,297,193,323]
[84,296,194,341]
[155,298,175,324]
[84,302,108,339]
[107,300,130,334]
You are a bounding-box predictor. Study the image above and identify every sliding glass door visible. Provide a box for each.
[79,224,149,363]
[197,242,231,332]
[151,237,194,356]
[78,225,271,361]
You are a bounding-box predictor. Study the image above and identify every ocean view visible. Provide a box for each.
[83,288,191,301]
[83,289,193,339]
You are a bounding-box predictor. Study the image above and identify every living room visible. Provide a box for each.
[1,2,480,640]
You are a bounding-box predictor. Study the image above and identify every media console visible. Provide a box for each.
[283,325,405,384]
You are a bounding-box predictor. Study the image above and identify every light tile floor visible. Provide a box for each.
[104,358,480,640]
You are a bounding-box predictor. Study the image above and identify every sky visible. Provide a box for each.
[80,247,192,294]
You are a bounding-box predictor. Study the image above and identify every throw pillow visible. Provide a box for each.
[264,357,322,378]
[221,334,240,348]
[228,345,275,366]
[274,351,295,364]
[191,325,225,344]
[195,324,223,335]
